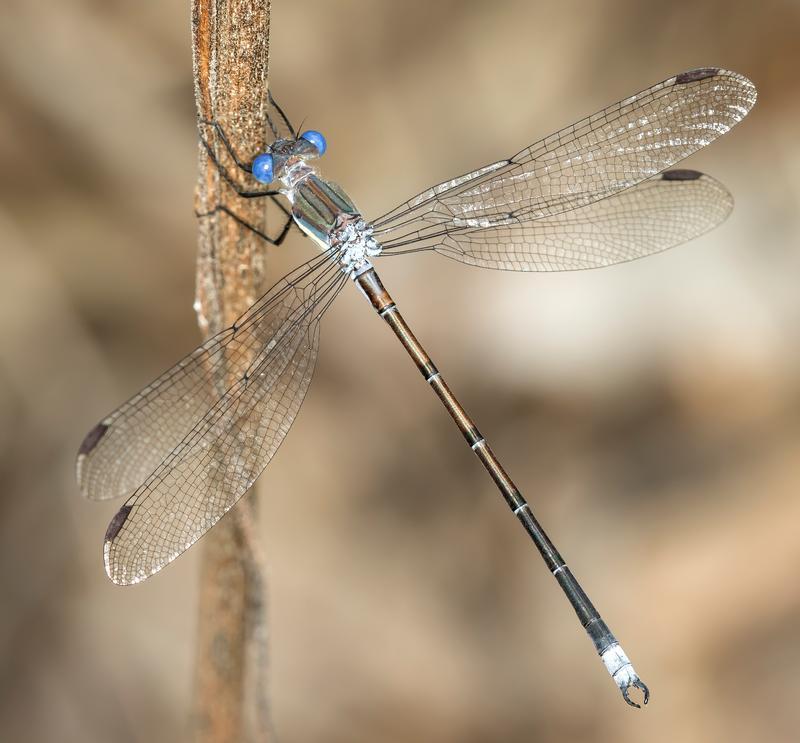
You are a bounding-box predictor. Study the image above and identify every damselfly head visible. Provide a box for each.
[252,131,327,185]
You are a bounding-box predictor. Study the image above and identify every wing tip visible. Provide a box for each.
[76,422,110,495]
[78,422,109,456]
[104,504,133,543]
[103,507,138,586]
[661,169,703,181]
[661,168,734,219]
[674,67,721,84]
[672,67,757,109]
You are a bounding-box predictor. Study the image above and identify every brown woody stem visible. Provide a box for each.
[190,1,274,741]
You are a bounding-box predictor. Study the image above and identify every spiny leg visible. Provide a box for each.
[196,204,295,247]
[198,120,282,200]
[199,119,254,173]
[196,121,298,247]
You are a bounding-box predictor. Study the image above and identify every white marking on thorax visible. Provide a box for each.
[330,215,382,277]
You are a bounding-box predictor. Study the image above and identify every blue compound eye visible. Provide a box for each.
[300,130,326,156]
[251,153,274,184]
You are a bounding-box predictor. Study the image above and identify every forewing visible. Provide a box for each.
[372,68,755,247]
[102,261,346,584]
[77,253,337,502]
[384,170,732,271]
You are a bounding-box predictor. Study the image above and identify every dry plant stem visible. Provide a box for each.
[191,1,273,741]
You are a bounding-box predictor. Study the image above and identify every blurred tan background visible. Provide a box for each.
[2,1,799,741]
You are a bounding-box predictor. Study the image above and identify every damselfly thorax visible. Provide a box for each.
[275,157,382,277]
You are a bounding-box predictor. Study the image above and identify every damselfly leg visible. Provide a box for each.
[198,118,297,245]
[195,203,293,247]
[198,124,281,198]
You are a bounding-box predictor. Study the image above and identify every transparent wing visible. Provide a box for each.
[380,170,732,271]
[93,258,347,584]
[77,252,340,503]
[372,68,755,252]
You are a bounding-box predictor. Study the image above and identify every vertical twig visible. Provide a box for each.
[190,1,273,741]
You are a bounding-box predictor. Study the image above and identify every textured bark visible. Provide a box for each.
[190,1,273,741]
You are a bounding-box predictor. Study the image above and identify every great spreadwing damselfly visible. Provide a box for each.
[77,67,756,706]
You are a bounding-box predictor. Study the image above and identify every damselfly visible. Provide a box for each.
[77,67,756,706]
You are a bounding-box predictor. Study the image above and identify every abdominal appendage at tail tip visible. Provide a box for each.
[600,642,650,708]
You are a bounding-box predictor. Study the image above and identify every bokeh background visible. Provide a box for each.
[2,1,799,741]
